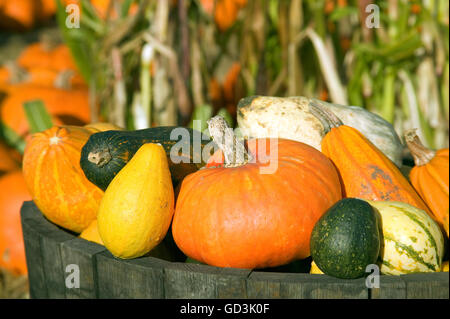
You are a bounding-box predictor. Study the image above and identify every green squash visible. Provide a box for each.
[80,127,215,191]
[310,198,382,279]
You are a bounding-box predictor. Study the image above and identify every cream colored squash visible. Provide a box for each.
[367,200,444,275]
[237,96,404,167]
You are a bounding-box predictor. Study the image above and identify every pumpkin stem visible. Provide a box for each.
[88,149,112,167]
[54,70,75,89]
[404,129,436,166]
[5,61,28,84]
[308,99,343,130]
[207,115,252,167]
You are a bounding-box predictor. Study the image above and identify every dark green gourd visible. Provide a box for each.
[310,198,382,279]
[80,127,215,191]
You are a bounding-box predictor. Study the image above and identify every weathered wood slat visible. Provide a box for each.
[95,250,169,298]
[369,275,406,299]
[401,272,449,299]
[60,238,106,298]
[247,272,368,299]
[164,262,251,299]
[21,201,450,299]
[21,201,76,298]
[20,201,48,299]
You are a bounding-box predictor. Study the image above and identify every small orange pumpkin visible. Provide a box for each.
[405,130,449,237]
[0,141,20,175]
[17,43,78,73]
[1,84,91,138]
[0,0,38,30]
[172,116,342,269]
[0,171,31,275]
[22,125,104,233]
[310,101,431,214]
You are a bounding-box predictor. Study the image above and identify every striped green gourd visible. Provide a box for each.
[368,200,445,275]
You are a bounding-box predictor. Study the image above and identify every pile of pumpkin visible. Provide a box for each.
[0,37,92,276]
[18,95,450,280]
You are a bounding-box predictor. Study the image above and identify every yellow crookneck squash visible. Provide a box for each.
[309,101,431,215]
[404,130,449,238]
[97,143,175,259]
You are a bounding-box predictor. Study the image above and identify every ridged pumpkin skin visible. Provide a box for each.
[405,131,449,238]
[321,125,430,214]
[367,200,444,275]
[97,143,175,259]
[172,138,342,269]
[0,171,31,275]
[22,126,104,233]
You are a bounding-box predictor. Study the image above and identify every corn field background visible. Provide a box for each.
[60,0,449,149]
[0,0,448,299]
[0,0,449,150]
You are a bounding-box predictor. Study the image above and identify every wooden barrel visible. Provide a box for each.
[21,201,449,299]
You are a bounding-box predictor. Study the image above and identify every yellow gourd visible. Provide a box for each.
[442,261,449,272]
[79,220,103,245]
[310,261,324,274]
[97,143,175,259]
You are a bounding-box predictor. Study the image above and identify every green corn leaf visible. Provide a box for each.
[189,104,213,134]
[0,122,26,154]
[23,100,54,134]
[121,0,134,18]
[56,0,95,84]
[217,108,234,128]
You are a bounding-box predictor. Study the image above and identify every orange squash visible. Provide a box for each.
[0,141,20,175]
[172,116,342,269]
[405,130,449,237]
[0,0,38,30]
[17,43,78,73]
[0,84,91,138]
[22,125,104,233]
[0,171,31,275]
[310,101,431,214]
[214,0,239,31]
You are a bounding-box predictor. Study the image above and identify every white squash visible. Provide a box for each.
[237,96,404,167]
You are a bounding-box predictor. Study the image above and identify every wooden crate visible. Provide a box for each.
[21,201,449,299]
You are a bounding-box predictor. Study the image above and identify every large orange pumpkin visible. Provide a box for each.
[0,84,91,138]
[0,171,31,275]
[22,125,104,233]
[405,130,449,237]
[309,101,431,214]
[172,116,342,269]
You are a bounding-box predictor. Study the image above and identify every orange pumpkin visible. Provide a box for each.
[0,171,31,275]
[214,0,239,31]
[17,43,78,73]
[172,116,342,269]
[405,130,449,237]
[310,102,431,214]
[0,141,20,175]
[22,125,104,233]
[0,84,91,138]
[0,0,38,30]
